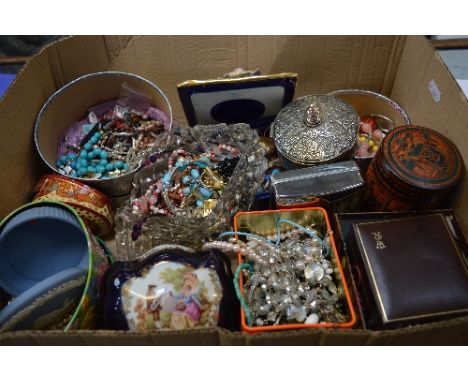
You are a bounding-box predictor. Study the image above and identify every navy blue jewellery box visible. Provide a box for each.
[177,73,297,132]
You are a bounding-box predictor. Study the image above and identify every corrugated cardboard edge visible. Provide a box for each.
[1,316,467,345]
[0,35,467,345]
[390,36,468,234]
[0,36,136,218]
[107,35,407,125]
[0,328,220,346]
[0,36,135,102]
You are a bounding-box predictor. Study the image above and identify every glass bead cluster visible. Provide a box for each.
[114,124,268,261]
[204,222,347,326]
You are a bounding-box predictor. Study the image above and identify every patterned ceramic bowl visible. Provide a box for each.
[329,89,410,128]
[329,89,411,173]
[0,204,88,297]
[33,174,114,237]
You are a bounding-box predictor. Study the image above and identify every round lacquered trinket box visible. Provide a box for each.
[33,174,114,237]
[366,125,463,211]
[101,245,239,331]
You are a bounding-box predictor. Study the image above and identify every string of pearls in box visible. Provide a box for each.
[203,219,347,327]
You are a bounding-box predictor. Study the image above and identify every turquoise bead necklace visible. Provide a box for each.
[58,128,130,179]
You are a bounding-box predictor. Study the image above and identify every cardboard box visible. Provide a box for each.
[1,35,467,345]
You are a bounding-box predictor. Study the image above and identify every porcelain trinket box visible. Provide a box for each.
[101,246,239,331]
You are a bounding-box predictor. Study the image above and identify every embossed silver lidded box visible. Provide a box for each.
[272,95,360,167]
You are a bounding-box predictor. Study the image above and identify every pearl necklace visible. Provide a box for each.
[203,221,347,327]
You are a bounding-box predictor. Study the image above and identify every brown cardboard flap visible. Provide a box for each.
[45,36,112,88]
[0,56,53,219]
[108,36,406,125]
[1,316,467,345]
[1,35,467,345]
[103,36,135,64]
[0,328,220,346]
[390,36,468,233]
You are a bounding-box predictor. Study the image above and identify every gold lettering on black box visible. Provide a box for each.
[349,214,468,329]
[371,232,386,250]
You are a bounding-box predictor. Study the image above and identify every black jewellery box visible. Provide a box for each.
[339,211,468,330]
